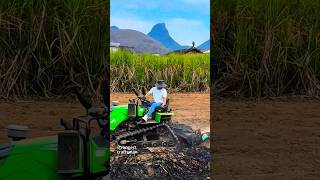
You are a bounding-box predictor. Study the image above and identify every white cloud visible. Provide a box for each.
[165,18,209,46]
[111,17,155,34]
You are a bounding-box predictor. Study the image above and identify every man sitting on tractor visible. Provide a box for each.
[142,80,167,122]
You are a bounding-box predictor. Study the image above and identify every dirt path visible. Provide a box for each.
[0,100,83,143]
[0,93,210,143]
[214,97,320,179]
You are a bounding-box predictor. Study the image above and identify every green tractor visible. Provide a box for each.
[0,87,110,179]
[110,87,209,149]
[0,82,209,179]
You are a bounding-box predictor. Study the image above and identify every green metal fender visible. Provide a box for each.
[0,136,66,180]
[110,105,145,132]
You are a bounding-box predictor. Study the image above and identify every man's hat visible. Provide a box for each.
[155,80,166,88]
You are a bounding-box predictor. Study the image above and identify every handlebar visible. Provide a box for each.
[75,90,92,110]
[137,95,146,101]
[73,110,109,137]
[66,86,109,137]
[87,107,108,128]
[132,88,139,96]
[132,87,147,102]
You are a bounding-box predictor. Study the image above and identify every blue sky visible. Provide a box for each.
[110,0,210,46]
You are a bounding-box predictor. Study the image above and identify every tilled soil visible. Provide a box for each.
[214,97,320,179]
[110,93,211,179]
[110,147,210,179]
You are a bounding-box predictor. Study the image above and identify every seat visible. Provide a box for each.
[155,98,170,112]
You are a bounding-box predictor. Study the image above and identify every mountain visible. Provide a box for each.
[148,23,183,51]
[110,26,119,31]
[197,40,210,51]
[110,29,169,54]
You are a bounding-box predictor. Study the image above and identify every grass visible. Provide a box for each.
[213,0,320,97]
[110,50,210,92]
[0,0,108,98]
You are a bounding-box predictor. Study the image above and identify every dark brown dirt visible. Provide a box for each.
[213,97,320,179]
[110,147,210,179]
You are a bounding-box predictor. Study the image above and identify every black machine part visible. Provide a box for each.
[170,123,203,146]
[74,80,109,112]
[115,123,180,148]
[114,122,206,148]
[72,87,109,135]
[132,88,140,97]
[142,86,147,95]
[132,88,147,102]
[75,90,92,110]
[128,101,136,117]
[6,124,28,141]
[58,130,82,174]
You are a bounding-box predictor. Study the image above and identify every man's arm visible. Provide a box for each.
[161,90,167,108]
[145,88,153,98]
[161,97,166,108]
[145,91,151,97]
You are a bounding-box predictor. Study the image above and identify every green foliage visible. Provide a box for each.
[0,0,108,98]
[213,0,320,96]
[111,50,210,92]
